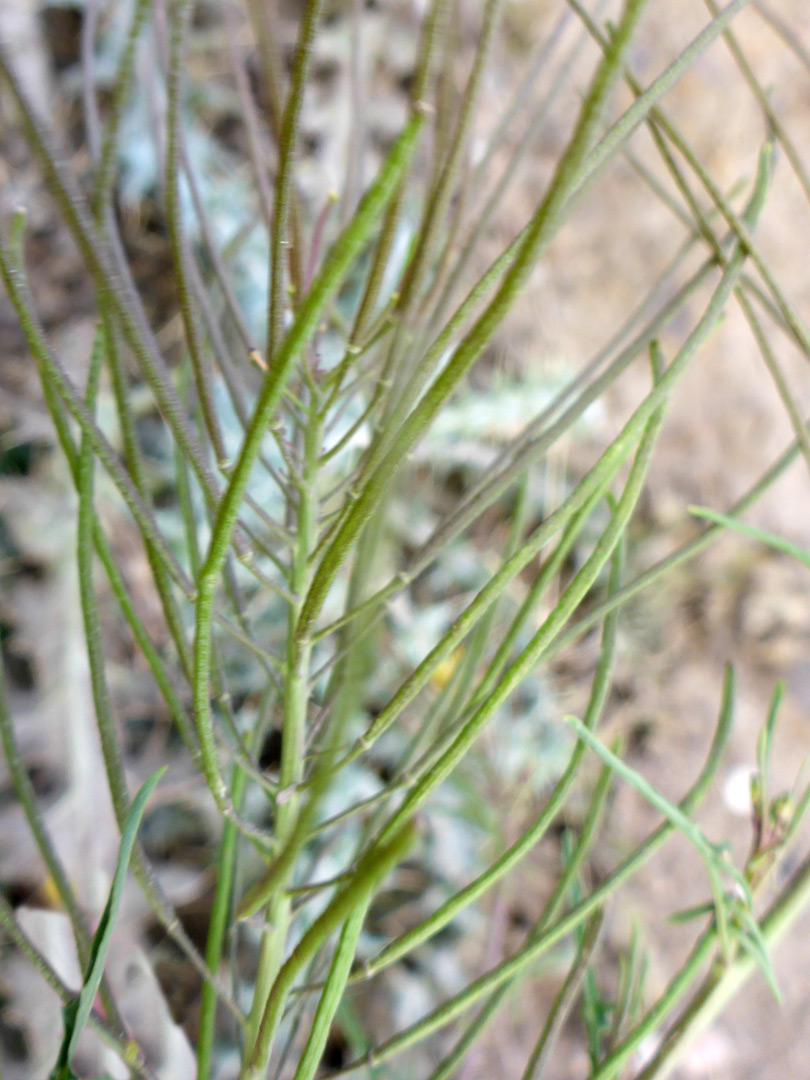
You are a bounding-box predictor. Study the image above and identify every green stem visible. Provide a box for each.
[635,851,810,1080]
[394,0,504,318]
[91,0,155,215]
[356,387,663,941]
[268,0,325,356]
[320,174,764,812]
[291,905,370,1080]
[347,510,620,986]
[300,0,761,637]
[0,237,192,594]
[313,242,715,644]
[192,109,428,814]
[329,669,734,1075]
[520,913,604,1080]
[69,324,241,1023]
[197,725,259,1079]
[243,405,321,1062]
[241,821,417,1080]
[165,0,227,464]
[429,751,615,1080]
[0,42,225,509]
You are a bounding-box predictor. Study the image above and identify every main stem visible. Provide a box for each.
[243,404,321,1066]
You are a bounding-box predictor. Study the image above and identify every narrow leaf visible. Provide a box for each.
[689,506,810,569]
[50,767,166,1078]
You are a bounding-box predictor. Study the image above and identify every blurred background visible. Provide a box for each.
[1,1,810,1077]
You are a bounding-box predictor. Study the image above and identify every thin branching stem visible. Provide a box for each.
[267,0,325,357]
[298,0,758,637]
[192,105,431,815]
[329,670,735,1074]
[4,3,807,1077]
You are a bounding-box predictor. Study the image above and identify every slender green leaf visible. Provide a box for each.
[49,768,166,1080]
[689,506,810,568]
